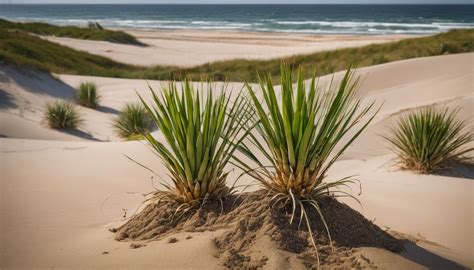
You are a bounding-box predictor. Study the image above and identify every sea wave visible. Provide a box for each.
[2,4,473,35]
[275,20,474,29]
[5,17,473,35]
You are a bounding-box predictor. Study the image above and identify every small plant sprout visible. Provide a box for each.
[76,81,100,109]
[44,101,82,129]
[114,103,154,140]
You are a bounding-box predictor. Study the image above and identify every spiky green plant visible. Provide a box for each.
[385,107,473,173]
[44,101,82,129]
[234,67,378,261]
[138,81,254,206]
[76,81,100,109]
[113,103,154,140]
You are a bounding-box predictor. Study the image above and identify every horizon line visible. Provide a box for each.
[2,2,473,4]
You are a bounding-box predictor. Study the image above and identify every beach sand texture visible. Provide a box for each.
[45,30,410,67]
[1,51,473,269]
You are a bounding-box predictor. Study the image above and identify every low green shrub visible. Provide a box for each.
[44,101,82,129]
[114,103,154,140]
[76,81,100,109]
[386,107,473,173]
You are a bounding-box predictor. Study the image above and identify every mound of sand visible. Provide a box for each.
[114,191,402,269]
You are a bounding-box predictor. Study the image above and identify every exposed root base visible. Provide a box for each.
[114,191,402,269]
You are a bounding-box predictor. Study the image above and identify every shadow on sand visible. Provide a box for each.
[1,65,76,100]
[401,241,468,270]
[0,88,17,109]
[433,161,474,180]
[98,105,120,115]
[62,129,102,142]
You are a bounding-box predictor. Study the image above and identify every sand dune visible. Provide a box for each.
[1,53,471,145]
[1,53,473,269]
[45,30,410,67]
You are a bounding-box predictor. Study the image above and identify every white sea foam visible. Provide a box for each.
[275,20,474,29]
[4,17,473,35]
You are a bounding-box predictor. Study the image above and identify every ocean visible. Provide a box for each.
[0,4,473,35]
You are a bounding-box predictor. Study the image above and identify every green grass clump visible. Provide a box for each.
[138,81,252,206]
[0,29,144,77]
[76,81,100,109]
[113,103,154,140]
[385,107,473,173]
[44,101,82,129]
[235,67,378,261]
[0,19,144,46]
[1,27,472,82]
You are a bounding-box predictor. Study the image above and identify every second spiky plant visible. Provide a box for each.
[386,107,472,173]
[139,81,253,206]
[235,67,378,260]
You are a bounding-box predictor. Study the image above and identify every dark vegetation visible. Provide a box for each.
[0,28,142,77]
[0,19,145,46]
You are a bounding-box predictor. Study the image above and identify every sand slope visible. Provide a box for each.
[1,53,473,269]
[45,30,410,67]
[1,53,471,145]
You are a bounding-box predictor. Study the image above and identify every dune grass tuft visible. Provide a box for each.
[44,101,82,129]
[76,81,100,109]
[113,103,154,140]
[0,18,144,46]
[137,81,253,207]
[235,66,378,264]
[385,107,473,173]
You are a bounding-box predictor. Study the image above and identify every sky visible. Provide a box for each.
[2,0,472,3]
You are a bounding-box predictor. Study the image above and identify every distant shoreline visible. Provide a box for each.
[4,18,468,36]
[116,27,427,37]
[1,4,472,35]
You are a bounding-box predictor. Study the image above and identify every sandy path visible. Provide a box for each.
[1,53,473,269]
[45,30,411,67]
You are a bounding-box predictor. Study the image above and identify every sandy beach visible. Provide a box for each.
[1,41,473,270]
[45,29,411,67]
